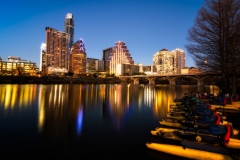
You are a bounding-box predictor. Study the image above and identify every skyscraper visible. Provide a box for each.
[153,49,176,74]
[108,41,134,75]
[102,47,113,71]
[45,27,69,75]
[173,48,186,74]
[152,48,186,75]
[69,39,86,74]
[40,43,46,72]
[64,13,74,50]
[44,13,74,75]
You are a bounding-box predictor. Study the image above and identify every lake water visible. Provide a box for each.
[0,84,239,159]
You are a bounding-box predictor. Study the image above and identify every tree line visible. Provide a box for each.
[186,0,240,95]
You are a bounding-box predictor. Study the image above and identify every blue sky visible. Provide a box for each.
[0,0,204,68]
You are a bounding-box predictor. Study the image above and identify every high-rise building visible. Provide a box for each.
[102,47,113,71]
[64,13,74,50]
[153,49,176,74]
[45,27,69,75]
[173,48,186,74]
[95,60,104,72]
[69,39,86,74]
[152,48,186,74]
[86,58,105,73]
[40,43,46,72]
[108,41,134,75]
[86,58,98,73]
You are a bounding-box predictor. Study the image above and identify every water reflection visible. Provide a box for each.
[76,107,83,135]
[0,84,220,136]
[0,84,37,111]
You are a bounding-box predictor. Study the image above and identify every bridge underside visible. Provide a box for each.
[119,74,217,86]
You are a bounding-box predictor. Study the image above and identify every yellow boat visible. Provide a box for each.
[228,138,240,149]
[211,104,239,110]
[232,101,240,105]
[146,142,233,160]
[155,127,181,132]
[151,127,240,149]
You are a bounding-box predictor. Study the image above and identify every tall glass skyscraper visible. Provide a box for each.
[39,43,46,72]
[64,13,74,50]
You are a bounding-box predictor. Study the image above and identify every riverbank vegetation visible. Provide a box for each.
[185,0,240,95]
[0,76,122,84]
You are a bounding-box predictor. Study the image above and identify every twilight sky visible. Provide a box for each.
[0,0,205,68]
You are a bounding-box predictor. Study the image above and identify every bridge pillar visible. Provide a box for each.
[119,78,128,84]
[197,80,204,86]
[148,78,155,85]
[132,78,139,85]
[169,79,176,85]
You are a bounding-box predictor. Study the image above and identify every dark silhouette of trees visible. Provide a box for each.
[185,0,240,95]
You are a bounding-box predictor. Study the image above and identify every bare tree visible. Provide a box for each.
[185,0,240,95]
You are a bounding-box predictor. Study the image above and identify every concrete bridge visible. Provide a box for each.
[119,73,220,86]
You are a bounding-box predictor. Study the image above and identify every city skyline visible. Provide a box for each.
[0,0,205,68]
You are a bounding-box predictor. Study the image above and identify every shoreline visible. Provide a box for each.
[0,76,122,84]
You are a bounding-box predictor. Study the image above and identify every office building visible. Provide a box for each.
[116,64,140,76]
[64,13,74,50]
[181,67,202,74]
[153,48,185,75]
[45,27,69,75]
[40,43,46,72]
[44,13,74,75]
[0,56,38,76]
[86,58,104,73]
[173,48,186,74]
[69,39,86,74]
[153,49,176,74]
[86,58,98,73]
[108,41,134,75]
[95,60,104,72]
[102,47,113,71]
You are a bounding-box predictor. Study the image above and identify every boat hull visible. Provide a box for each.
[146,142,232,160]
[152,128,240,149]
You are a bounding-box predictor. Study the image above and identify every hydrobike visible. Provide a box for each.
[146,140,240,160]
[151,123,240,149]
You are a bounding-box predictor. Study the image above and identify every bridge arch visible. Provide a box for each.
[118,73,220,86]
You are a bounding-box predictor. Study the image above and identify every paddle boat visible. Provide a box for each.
[146,142,233,160]
[152,124,240,149]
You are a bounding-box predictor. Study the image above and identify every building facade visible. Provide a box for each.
[64,13,74,50]
[95,60,104,72]
[173,48,186,74]
[86,58,98,73]
[40,43,46,72]
[0,56,38,76]
[116,64,140,76]
[86,58,104,73]
[102,47,113,71]
[181,67,202,74]
[44,13,74,75]
[69,39,86,74]
[45,27,69,75]
[153,48,185,75]
[153,49,176,74]
[142,65,152,74]
[108,41,134,75]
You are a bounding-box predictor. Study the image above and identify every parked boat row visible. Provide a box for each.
[146,92,240,159]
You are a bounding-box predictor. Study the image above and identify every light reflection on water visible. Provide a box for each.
[0,84,220,133]
[0,84,224,159]
[0,84,37,111]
